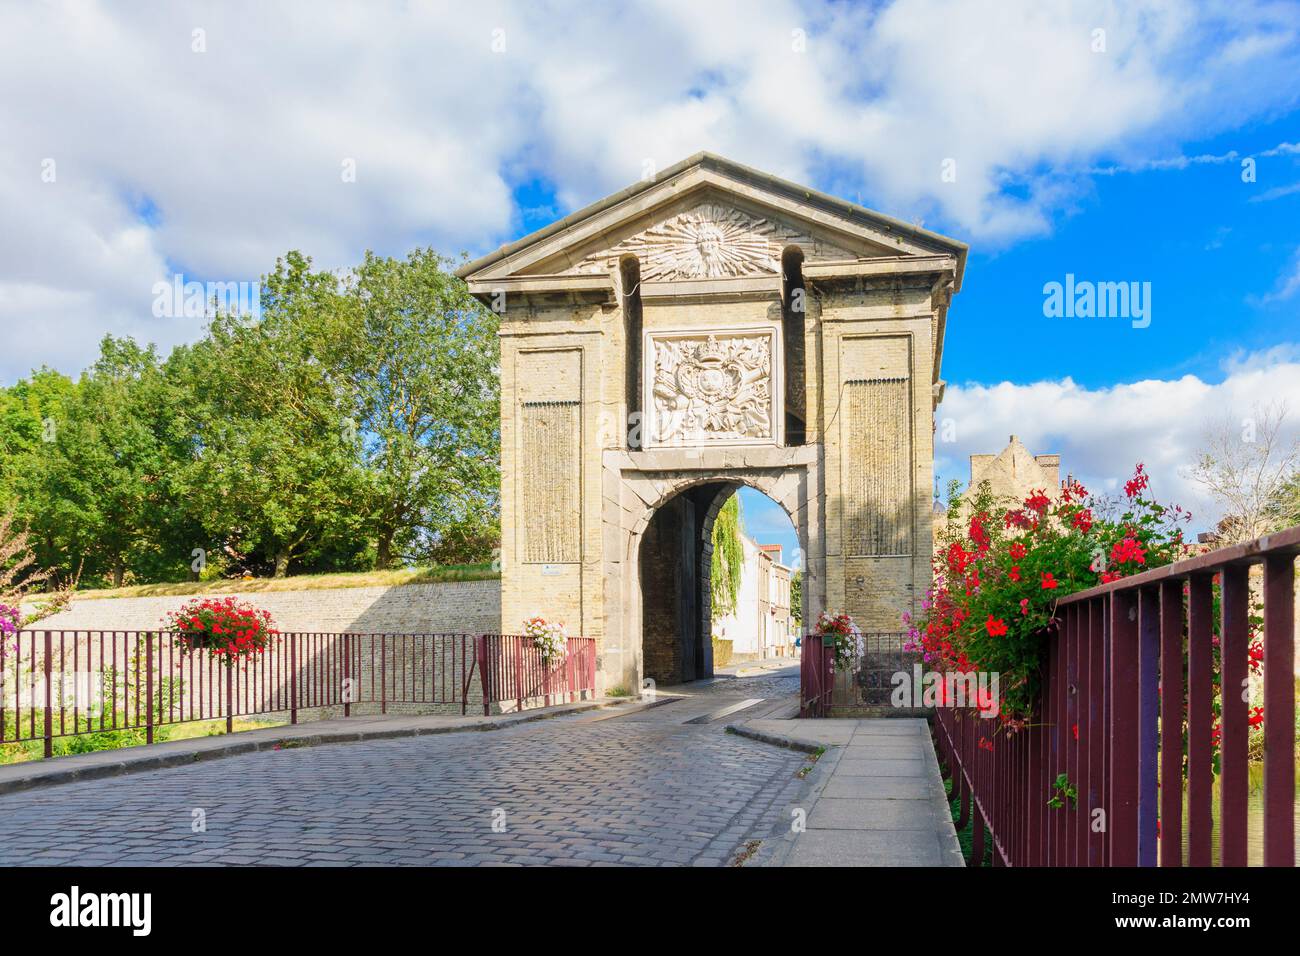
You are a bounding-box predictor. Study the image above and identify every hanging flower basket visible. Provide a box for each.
[523,617,568,666]
[163,597,277,663]
[816,610,863,671]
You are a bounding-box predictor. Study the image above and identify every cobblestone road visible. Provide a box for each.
[0,670,810,867]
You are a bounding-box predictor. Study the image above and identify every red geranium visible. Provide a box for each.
[162,597,278,663]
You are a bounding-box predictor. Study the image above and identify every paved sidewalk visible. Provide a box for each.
[0,697,651,796]
[729,717,964,867]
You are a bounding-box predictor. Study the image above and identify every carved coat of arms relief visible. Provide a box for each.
[645,330,782,447]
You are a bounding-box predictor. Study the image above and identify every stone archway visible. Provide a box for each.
[638,477,806,687]
[607,446,825,693]
[459,154,965,701]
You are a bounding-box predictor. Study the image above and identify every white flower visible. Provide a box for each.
[524,617,569,664]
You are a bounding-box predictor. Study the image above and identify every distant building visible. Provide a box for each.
[954,435,1062,520]
[713,536,795,661]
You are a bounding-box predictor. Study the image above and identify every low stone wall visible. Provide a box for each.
[24,579,502,635]
[712,637,733,668]
[10,582,508,723]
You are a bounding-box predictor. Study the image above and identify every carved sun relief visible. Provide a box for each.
[572,202,850,281]
[645,330,781,447]
[632,204,779,279]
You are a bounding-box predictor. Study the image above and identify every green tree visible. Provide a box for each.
[0,368,76,510]
[328,249,500,567]
[14,338,175,586]
[711,493,744,614]
[173,253,364,577]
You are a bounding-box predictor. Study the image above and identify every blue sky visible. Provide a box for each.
[3,0,1300,546]
[516,111,1300,563]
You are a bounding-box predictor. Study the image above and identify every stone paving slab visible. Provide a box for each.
[784,829,945,866]
[729,717,964,868]
[807,797,937,830]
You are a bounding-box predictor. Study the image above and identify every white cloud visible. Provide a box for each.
[1254,248,1300,303]
[2,0,1298,381]
[935,347,1300,530]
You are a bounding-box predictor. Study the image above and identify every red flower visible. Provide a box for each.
[1040,572,1058,590]
[1249,707,1264,729]
[1008,565,1021,582]
[946,541,971,575]
[1009,542,1027,560]
[1019,598,1029,615]
[985,615,1007,637]
[1071,509,1093,533]
[1024,490,1051,513]
[1124,463,1149,499]
[1111,536,1147,566]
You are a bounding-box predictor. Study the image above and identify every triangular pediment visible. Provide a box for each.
[539,198,861,281]
[458,153,967,289]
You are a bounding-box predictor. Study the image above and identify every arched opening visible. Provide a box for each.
[639,481,802,687]
[619,254,643,450]
[780,245,807,446]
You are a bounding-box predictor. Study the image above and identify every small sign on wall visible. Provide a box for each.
[540,564,565,576]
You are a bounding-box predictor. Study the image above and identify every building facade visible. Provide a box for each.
[954,435,1062,520]
[712,538,795,662]
[458,153,966,693]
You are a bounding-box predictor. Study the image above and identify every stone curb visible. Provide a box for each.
[922,723,967,867]
[723,722,827,755]
[744,740,840,868]
[728,718,966,868]
[0,698,644,798]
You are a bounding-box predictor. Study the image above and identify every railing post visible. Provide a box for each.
[1108,588,1140,865]
[344,633,352,718]
[1137,587,1160,866]
[971,810,986,867]
[145,632,154,746]
[1186,573,1215,866]
[1158,580,1184,868]
[1219,565,1250,866]
[290,632,298,725]
[479,635,491,717]
[1263,554,1296,867]
[225,658,233,735]
[379,635,386,715]
[42,631,52,759]
[515,636,523,714]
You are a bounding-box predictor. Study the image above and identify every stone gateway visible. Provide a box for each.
[458,153,966,694]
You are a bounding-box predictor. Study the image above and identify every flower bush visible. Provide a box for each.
[523,616,568,666]
[162,597,277,662]
[909,465,1193,718]
[816,610,864,671]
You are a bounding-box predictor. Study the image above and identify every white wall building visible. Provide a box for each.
[713,534,795,661]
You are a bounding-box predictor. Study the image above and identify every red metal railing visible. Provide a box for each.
[0,631,493,758]
[933,525,1298,866]
[476,635,597,715]
[799,633,834,717]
